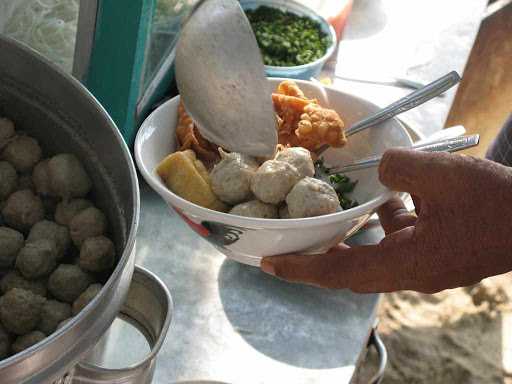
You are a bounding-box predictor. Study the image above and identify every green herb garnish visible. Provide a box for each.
[245,6,330,67]
[315,159,359,210]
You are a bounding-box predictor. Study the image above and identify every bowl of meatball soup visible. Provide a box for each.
[135,78,413,266]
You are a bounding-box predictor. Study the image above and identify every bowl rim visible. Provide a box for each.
[135,77,412,229]
[240,0,338,71]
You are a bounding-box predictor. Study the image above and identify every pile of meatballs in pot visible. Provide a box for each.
[0,117,116,359]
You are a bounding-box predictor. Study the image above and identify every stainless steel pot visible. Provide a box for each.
[0,36,140,383]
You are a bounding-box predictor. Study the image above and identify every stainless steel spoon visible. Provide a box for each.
[175,0,277,158]
[316,71,461,156]
[327,134,480,174]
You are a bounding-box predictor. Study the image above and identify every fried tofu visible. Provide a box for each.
[156,150,228,212]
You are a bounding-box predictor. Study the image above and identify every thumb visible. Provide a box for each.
[261,227,421,292]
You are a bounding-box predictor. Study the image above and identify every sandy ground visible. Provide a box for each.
[353,273,512,384]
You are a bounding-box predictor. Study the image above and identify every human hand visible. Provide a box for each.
[261,149,512,293]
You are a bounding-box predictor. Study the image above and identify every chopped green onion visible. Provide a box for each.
[245,6,330,67]
[315,159,359,210]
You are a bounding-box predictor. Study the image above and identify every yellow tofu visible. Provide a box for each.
[156,150,228,212]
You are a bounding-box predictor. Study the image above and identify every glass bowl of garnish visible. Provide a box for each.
[241,0,337,80]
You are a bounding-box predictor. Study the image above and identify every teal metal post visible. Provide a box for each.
[83,0,154,147]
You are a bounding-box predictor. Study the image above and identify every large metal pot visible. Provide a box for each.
[0,36,140,383]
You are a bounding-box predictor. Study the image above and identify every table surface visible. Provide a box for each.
[327,0,487,138]
[96,1,486,383]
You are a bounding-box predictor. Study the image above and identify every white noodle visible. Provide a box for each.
[0,0,79,73]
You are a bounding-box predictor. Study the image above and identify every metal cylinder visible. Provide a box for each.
[71,266,173,384]
[0,36,140,383]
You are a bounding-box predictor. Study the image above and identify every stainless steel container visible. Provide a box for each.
[0,36,140,383]
[71,266,173,384]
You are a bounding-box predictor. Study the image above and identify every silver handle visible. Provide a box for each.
[367,328,388,384]
[332,74,427,90]
[392,77,427,90]
[329,134,480,174]
[70,266,173,384]
[413,125,466,146]
[345,71,460,137]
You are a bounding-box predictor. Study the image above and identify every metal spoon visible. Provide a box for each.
[413,125,466,146]
[175,0,277,158]
[327,134,480,174]
[316,71,461,156]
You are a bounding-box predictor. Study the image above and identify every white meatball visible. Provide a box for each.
[251,160,300,204]
[79,236,115,272]
[286,177,341,218]
[229,200,278,218]
[69,207,107,247]
[28,220,70,260]
[47,154,92,199]
[2,135,42,172]
[2,190,45,232]
[55,199,93,226]
[210,149,259,204]
[275,147,315,178]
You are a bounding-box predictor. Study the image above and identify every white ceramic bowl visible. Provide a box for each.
[135,78,413,266]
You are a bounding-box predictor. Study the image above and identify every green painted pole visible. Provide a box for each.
[83,0,155,147]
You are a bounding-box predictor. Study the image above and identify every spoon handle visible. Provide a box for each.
[328,134,480,174]
[345,71,461,137]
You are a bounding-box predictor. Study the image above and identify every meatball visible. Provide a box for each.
[16,239,58,279]
[2,189,45,232]
[250,160,300,204]
[54,199,93,226]
[0,226,24,268]
[0,324,10,359]
[2,135,42,172]
[47,154,92,199]
[229,200,278,218]
[275,147,315,179]
[279,205,291,219]
[48,264,93,303]
[0,117,15,150]
[210,149,259,204]
[72,283,102,315]
[0,271,47,297]
[38,300,72,334]
[28,220,70,259]
[12,331,46,354]
[79,236,115,272]
[0,288,46,335]
[32,160,51,196]
[286,177,341,218]
[0,161,17,200]
[69,207,107,247]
